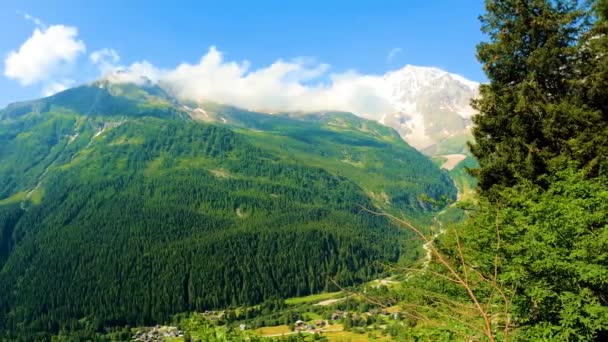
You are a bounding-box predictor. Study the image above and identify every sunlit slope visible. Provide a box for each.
[0,83,455,334]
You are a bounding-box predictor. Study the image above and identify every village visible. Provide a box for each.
[127,286,404,340]
[132,326,184,342]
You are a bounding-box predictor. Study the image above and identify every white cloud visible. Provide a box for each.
[90,48,120,66]
[387,47,402,62]
[90,48,160,85]
[104,61,163,85]
[100,46,393,116]
[95,46,477,149]
[42,79,75,96]
[97,47,480,149]
[4,25,86,86]
[163,46,393,114]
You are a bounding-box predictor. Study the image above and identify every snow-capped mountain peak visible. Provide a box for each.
[383,65,478,108]
[371,65,479,152]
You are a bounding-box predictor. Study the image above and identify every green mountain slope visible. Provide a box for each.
[0,83,456,337]
[185,103,456,216]
[0,80,185,121]
[448,155,478,199]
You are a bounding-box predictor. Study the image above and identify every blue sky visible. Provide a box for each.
[0,0,486,108]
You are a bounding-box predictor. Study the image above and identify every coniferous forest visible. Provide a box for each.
[1,0,608,341]
[0,87,455,339]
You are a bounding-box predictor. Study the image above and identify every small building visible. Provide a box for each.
[331,310,344,320]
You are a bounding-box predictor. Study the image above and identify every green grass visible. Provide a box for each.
[324,329,392,341]
[0,191,26,205]
[255,324,291,336]
[29,188,44,205]
[285,291,342,305]
[302,312,323,320]
[448,154,478,202]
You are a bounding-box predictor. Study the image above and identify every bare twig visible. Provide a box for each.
[358,205,511,342]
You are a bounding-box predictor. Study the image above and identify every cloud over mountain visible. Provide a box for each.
[3,17,478,149]
[100,46,395,116]
[97,46,478,149]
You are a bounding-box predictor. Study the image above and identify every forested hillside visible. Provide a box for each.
[193,104,454,216]
[397,1,608,340]
[0,83,455,338]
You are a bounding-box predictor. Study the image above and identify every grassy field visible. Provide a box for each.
[254,324,292,336]
[284,291,342,305]
[323,330,393,341]
[302,312,323,320]
[28,188,43,205]
[0,191,25,205]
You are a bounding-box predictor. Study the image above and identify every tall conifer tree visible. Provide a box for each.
[470,0,591,193]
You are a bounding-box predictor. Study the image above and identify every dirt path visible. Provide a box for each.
[313,296,351,306]
[420,208,447,270]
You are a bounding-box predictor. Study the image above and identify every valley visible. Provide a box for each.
[2,0,607,340]
[76,199,463,342]
[0,81,458,340]
[94,276,414,341]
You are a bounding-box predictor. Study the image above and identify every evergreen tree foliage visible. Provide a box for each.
[470,0,593,192]
[572,0,608,177]
[397,1,608,340]
[464,170,608,340]
[0,87,455,338]
[429,0,608,339]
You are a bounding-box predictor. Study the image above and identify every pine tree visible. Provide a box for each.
[464,1,608,338]
[570,0,608,176]
[470,0,592,193]
[410,0,608,339]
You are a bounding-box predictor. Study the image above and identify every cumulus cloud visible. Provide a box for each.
[4,25,86,85]
[100,46,393,116]
[95,47,480,149]
[90,48,120,67]
[89,48,163,85]
[105,61,164,85]
[163,47,393,114]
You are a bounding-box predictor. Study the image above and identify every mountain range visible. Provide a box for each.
[376,65,478,154]
[171,64,479,158]
[0,77,458,336]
